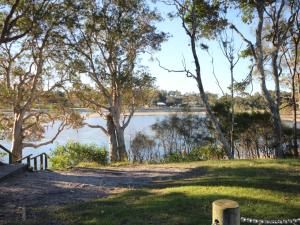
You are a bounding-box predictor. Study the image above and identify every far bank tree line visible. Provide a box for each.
[0,0,299,163]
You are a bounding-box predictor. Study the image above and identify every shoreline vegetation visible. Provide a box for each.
[1,107,299,123]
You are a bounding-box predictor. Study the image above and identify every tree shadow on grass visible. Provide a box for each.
[151,166,300,194]
[2,162,299,225]
[10,189,300,225]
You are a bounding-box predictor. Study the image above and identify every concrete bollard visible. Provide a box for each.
[212,199,240,225]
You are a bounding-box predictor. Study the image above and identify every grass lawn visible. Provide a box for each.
[12,159,300,225]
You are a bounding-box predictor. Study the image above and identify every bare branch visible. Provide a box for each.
[83,122,108,136]
[22,121,66,148]
[156,58,196,79]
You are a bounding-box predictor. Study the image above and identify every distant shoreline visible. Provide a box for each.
[85,110,206,118]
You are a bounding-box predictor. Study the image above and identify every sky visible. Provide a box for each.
[142,1,264,96]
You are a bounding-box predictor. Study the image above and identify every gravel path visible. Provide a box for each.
[0,166,204,224]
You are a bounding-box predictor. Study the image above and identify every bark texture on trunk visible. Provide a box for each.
[107,114,118,162]
[11,112,24,163]
[115,127,128,161]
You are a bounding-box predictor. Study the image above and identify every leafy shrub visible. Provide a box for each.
[129,132,158,163]
[51,142,108,169]
[194,145,225,160]
[163,152,186,163]
[162,145,224,162]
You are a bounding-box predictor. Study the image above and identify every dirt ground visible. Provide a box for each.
[0,165,204,224]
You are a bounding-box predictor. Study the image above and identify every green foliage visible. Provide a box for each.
[152,114,209,155]
[51,142,108,170]
[192,145,224,160]
[163,145,224,163]
[130,132,157,163]
[185,0,228,39]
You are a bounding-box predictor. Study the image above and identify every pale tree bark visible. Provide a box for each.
[11,111,24,162]
[106,114,118,162]
[0,2,75,163]
[231,0,296,158]
[172,0,232,158]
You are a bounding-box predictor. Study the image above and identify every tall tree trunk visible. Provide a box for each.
[107,114,118,162]
[255,4,283,158]
[271,52,284,158]
[292,67,299,157]
[188,25,231,158]
[110,96,128,161]
[11,112,24,163]
[230,62,235,158]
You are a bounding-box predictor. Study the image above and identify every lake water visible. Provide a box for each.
[1,114,186,160]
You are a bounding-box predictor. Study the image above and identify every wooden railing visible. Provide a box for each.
[0,144,13,164]
[16,153,50,171]
[0,144,49,171]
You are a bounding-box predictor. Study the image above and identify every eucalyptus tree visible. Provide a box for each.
[283,1,300,157]
[65,0,165,161]
[169,0,232,158]
[0,0,35,45]
[230,0,298,158]
[0,1,80,162]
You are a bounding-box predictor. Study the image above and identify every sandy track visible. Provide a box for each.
[0,166,204,224]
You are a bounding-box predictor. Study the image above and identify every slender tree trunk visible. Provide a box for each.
[298,73,300,110]
[230,62,235,158]
[271,52,284,158]
[292,70,299,157]
[255,141,260,159]
[11,112,24,163]
[188,29,232,158]
[255,4,283,158]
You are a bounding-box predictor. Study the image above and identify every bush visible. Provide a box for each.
[51,142,108,169]
[195,145,225,160]
[162,145,224,162]
[129,132,157,163]
[163,152,186,163]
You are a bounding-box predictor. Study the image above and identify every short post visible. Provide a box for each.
[212,199,240,225]
[44,154,48,170]
[40,155,43,170]
[33,157,37,171]
[26,156,30,167]
[9,153,12,164]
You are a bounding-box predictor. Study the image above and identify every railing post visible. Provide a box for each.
[212,199,240,225]
[40,155,43,170]
[44,154,48,170]
[9,153,12,164]
[26,157,30,167]
[33,157,37,171]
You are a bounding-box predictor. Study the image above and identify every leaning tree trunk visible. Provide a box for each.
[11,112,24,163]
[188,32,232,159]
[254,3,284,158]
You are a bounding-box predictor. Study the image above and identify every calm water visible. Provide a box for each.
[1,115,176,160]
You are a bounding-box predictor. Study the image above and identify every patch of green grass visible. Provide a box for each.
[14,159,300,225]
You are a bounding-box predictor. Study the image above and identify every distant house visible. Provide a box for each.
[156,102,167,107]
